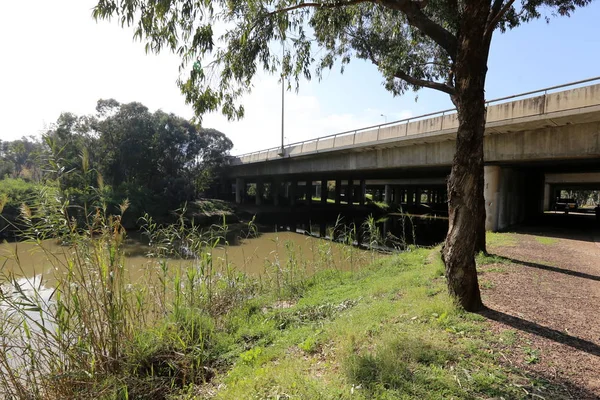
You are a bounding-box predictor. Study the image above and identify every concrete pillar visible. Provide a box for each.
[272,181,280,206]
[407,189,414,205]
[543,183,551,211]
[415,188,422,205]
[321,179,328,205]
[347,179,354,205]
[394,187,401,205]
[384,184,391,204]
[255,181,264,205]
[484,165,501,231]
[426,190,432,204]
[335,179,342,205]
[306,180,313,206]
[235,178,245,204]
[290,180,297,207]
[359,179,366,206]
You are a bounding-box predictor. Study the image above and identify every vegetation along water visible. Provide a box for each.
[0,185,582,399]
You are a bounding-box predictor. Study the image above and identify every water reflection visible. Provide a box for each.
[0,231,377,284]
[258,211,448,250]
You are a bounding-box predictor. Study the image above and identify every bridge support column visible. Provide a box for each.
[543,183,551,211]
[483,166,533,231]
[415,188,421,206]
[347,179,354,205]
[255,181,264,205]
[272,181,280,206]
[359,179,366,205]
[321,179,328,205]
[254,181,263,205]
[290,180,297,207]
[407,189,414,206]
[235,178,245,204]
[306,180,313,206]
[394,187,401,205]
[335,179,342,205]
[384,185,391,204]
[484,166,501,231]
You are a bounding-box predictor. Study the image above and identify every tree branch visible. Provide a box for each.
[378,0,458,59]
[351,29,456,96]
[393,69,456,95]
[484,0,515,39]
[268,0,370,16]
[267,0,457,59]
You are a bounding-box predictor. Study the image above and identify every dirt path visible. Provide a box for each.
[479,226,600,398]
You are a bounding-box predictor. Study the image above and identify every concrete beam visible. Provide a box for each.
[545,172,600,184]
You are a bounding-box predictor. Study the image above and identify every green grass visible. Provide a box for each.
[534,236,559,245]
[486,231,518,247]
[0,211,567,400]
[207,245,563,399]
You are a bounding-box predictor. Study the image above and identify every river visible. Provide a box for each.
[0,230,377,286]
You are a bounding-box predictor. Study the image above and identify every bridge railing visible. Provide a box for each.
[233,76,600,164]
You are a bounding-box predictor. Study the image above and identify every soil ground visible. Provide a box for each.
[480,222,600,399]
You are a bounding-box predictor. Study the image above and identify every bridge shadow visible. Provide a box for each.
[515,216,600,242]
[481,308,600,357]
[488,254,600,282]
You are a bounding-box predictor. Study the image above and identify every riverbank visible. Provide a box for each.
[3,225,596,398]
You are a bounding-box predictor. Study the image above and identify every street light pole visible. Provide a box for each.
[380,114,387,124]
[279,42,285,157]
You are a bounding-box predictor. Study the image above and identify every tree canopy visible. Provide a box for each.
[93,0,591,118]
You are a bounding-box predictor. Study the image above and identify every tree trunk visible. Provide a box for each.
[442,1,491,312]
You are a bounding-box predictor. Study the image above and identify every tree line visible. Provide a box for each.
[0,99,232,233]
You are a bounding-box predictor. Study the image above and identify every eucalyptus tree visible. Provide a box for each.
[93,0,590,311]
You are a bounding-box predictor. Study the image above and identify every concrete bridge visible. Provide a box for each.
[223,78,600,231]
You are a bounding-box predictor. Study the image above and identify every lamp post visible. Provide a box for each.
[380,114,387,124]
[279,42,285,157]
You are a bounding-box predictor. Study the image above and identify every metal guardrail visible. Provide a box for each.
[234,76,600,162]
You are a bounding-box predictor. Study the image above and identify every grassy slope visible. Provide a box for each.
[190,241,552,400]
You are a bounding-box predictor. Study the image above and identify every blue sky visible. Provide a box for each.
[1,1,599,154]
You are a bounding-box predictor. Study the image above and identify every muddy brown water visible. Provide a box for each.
[0,231,375,286]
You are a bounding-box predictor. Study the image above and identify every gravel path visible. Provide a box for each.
[480,226,600,399]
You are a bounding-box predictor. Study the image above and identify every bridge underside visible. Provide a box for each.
[224,81,600,232]
[223,121,600,232]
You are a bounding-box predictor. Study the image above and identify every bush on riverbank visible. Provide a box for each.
[0,199,570,399]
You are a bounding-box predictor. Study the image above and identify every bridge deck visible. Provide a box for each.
[233,78,600,165]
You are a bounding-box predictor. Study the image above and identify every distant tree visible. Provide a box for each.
[0,140,15,179]
[89,99,232,208]
[45,112,95,189]
[0,137,45,181]
[93,0,591,310]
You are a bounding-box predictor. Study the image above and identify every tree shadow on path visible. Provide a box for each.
[488,254,600,282]
[481,308,600,357]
